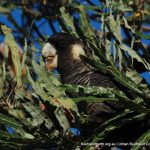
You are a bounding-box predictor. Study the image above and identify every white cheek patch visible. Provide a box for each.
[42,43,57,58]
[71,44,86,60]
[42,42,58,71]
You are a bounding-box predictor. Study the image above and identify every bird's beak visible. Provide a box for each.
[45,54,58,71]
[42,43,58,71]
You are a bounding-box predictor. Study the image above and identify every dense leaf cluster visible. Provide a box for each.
[0,0,150,150]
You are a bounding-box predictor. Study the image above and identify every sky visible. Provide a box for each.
[0,1,149,84]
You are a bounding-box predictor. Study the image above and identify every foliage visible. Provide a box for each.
[0,25,81,149]
[0,0,150,150]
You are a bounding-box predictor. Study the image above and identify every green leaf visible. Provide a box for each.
[30,61,79,114]
[131,129,150,150]
[22,102,50,127]
[32,60,63,98]
[27,67,50,102]
[86,111,145,144]
[1,25,22,87]
[0,113,22,129]
[72,96,117,103]
[136,31,150,40]
[0,6,11,13]
[119,43,150,71]
[80,55,107,73]
[21,38,27,69]
[54,107,70,132]
[108,66,144,94]
[60,7,78,37]
[61,84,119,98]
[112,1,132,12]
[109,15,122,43]
[78,5,95,39]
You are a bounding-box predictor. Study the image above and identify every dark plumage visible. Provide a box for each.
[42,33,147,144]
[42,32,123,134]
[44,33,117,87]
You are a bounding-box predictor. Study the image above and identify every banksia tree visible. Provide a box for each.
[0,0,150,149]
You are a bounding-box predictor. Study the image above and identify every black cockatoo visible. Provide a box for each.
[42,32,120,120]
[41,33,146,143]
[42,33,118,87]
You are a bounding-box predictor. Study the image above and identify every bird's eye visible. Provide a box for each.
[59,40,65,47]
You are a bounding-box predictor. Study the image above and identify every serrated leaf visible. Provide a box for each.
[60,7,78,37]
[0,113,22,129]
[22,102,45,127]
[78,5,95,38]
[54,107,70,132]
[27,67,50,101]
[1,25,22,87]
[109,15,122,43]
[32,60,63,98]
[119,43,150,71]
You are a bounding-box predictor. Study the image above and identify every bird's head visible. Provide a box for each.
[42,33,86,72]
